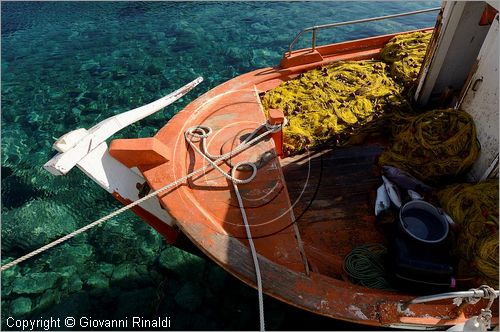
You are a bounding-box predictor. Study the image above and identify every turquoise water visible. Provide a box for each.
[1,1,438,330]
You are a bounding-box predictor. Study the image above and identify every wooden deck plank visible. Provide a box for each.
[281,143,387,278]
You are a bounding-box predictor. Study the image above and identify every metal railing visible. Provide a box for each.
[287,7,441,55]
[404,289,499,308]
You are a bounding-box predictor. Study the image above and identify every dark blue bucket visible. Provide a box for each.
[399,200,449,244]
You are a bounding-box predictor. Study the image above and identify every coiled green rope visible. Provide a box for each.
[343,244,394,290]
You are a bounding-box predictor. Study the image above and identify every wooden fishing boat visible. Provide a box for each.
[43,1,499,329]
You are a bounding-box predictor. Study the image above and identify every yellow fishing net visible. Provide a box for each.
[261,60,408,155]
[380,30,432,87]
[378,109,479,184]
[261,31,432,156]
[438,180,499,288]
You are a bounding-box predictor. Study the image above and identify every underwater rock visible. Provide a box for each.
[1,165,13,179]
[149,269,163,284]
[10,297,32,316]
[65,274,83,293]
[56,266,77,278]
[88,101,99,111]
[112,70,127,80]
[111,263,139,282]
[136,264,149,276]
[174,281,203,312]
[158,246,206,281]
[112,288,156,319]
[136,226,164,265]
[223,46,244,65]
[47,243,94,271]
[251,48,280,68]
[0,258,20,297]
[40,292,90,319]
[2,300,9,325]
[23,259,48,274]
[77,96,93,106]
[203,287,218,303]
[172,311,209,330]
[1,199,77,255]
[110,263,152,288]
[67,90,82,99]
[49,90,64,100]
[83,91,99,100]
[156,294,175,317]
[117,3,149,18]
[206,263,226,292]
[145,64,161,76]
[12,154,85,195]
[98,262,115,277]
[165,277,181,296]
[35,289,62,312]
[170,39,197,53]
[91,218,163,265]
[1,173,43,210]
[79,59,100,72]
[12,272,60,295]
[221,295,254,330]
[86,272,109,290]
[2,285,13,298]
[70,107,81,117]
[250,22,268,32]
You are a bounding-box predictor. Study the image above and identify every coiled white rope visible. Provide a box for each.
[189,123,266,329]
[1,120,284,331]
[185,121,286,332]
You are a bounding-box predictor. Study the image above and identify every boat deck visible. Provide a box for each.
[281,141,387,280]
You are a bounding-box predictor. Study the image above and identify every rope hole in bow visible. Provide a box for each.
[187,125,212,139]
[231,161,258,184]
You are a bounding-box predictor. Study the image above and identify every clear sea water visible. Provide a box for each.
[1,1,438,330]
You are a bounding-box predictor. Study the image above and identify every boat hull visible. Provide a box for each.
[109,29,498,328]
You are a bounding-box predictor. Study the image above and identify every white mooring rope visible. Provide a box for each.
[186,122,269,330]
[1,120,284,331]
[232,165,266,331]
